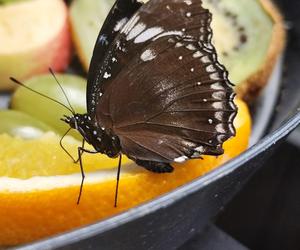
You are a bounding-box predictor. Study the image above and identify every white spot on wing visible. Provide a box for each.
[215,112,224,121]
[193,51,202,58]
[140,49,157,62]
[175,42,183,48]
[184,0,192,5]
[122,14,140,35]
[174,156,188,163]
[134,27,164,43]
[201,56,211,63]
[186,44,196,50]
[103,72,111,79]
[126,23,146,40]
[212,102,224,109]
[114,18,128,32]
[212,91,226,100]
[195,146,204,153]
[217,134,227,142]
[210,73,220,80]
[206,65,216,73]
[211,82,225,90]
[216,124,226,133]
[153,31,183,41]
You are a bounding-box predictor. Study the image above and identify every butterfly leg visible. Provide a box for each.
[74,139,86,164]
[135,159,174,173]
[76,146,98,204]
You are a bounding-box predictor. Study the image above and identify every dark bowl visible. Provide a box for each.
[10,54,300,249]
[13,111,299,250]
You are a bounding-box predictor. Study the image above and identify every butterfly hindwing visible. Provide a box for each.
[102,40,236,162]
[92,0,237,163]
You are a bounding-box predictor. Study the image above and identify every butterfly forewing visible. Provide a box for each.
[91,0,237,163]
[87,0,143,116]
[87,0,213,118]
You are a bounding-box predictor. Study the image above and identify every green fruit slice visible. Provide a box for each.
[70,0,115,69]
[11,74,86,138]
[0,0,27,5]
[0,110,54,139]
[203,0,273,84]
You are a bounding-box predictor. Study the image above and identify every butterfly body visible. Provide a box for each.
[65,0,237,173]
[62,114,121,158]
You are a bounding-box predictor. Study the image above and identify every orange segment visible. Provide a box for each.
[0,98,251,246]
[0,133,132,178]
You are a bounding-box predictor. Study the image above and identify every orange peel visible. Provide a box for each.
[0,98,251,245]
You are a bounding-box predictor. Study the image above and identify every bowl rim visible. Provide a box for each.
[7,55,288,249]
[16,111,300,250]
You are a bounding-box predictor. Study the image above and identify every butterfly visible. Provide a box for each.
[60,0,237,205]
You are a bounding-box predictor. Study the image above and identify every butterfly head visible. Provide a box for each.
[61,114,91,131]
[61,114,121,158]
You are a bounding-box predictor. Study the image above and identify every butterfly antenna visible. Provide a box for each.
[114,154,122,208]
[10,77,74,114]
[49,68,76,114]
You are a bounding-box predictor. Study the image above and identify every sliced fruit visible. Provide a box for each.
[0,132,132,178]
[70,0,285,102]
[0,110,54,139]
[0,0,71,90]
[0,0,27,4]
[11,74,86,138]
[0,98,250,245]
[70,0,115,69]
[203,0,286,102]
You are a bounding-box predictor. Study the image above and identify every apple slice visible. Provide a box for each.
[0,0,71,90]
[70,0,285,102]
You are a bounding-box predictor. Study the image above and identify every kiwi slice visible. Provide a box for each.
[70,0,285,102]
[203,0,285,102]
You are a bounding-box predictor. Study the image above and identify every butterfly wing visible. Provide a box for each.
[87,0,211,119]
[87,0,143,116]
[94,0,237,163]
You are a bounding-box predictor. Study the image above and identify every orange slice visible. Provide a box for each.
[0,99,251,245]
